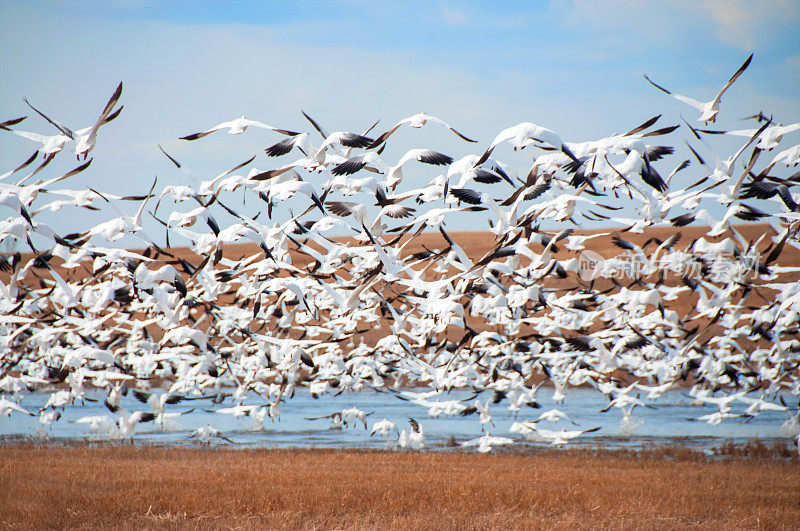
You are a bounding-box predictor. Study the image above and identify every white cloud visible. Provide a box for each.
[699,0,800,50]
[441,4,468,27]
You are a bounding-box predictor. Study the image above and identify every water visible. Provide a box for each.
[1,387,796,451]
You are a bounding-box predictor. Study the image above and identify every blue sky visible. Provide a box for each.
[1,1,798,241]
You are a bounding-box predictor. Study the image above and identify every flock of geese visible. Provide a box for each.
[1,53,799,452]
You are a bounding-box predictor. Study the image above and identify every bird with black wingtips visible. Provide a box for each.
[24,82,124,160]
[368,112,476,149]
[331,148,453,191]
[477,121,582,167]
[397,417,424,449]
[644,53,752,123]
[180,115,297,141]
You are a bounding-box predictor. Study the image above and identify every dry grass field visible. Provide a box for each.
[2,445,798,529]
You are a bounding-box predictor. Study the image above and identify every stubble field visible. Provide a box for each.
[2,444,799,529]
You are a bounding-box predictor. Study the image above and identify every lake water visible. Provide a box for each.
[1,387,796,451]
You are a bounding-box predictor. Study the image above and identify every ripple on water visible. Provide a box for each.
[1,387,795,452]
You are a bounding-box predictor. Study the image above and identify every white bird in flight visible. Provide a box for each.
[643,53,753,123]
[461,431,514,453]
[24,82,124,159]
[180,116,297,141]
[368,112,477,148]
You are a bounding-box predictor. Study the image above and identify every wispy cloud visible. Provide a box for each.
[441,3,468,26]
[699,0,800,50]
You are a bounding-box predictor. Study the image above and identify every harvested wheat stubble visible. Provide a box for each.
[1,444,798,529]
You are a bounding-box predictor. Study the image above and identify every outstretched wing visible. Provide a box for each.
[713,52,753,103]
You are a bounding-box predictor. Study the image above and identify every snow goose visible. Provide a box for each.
[180,116,297,140]
[397,417,424,449]
[0,395,35,417]
[477,121,581,166]
[697,122,800,151]
[368,112,476,148]
[370,418,398,438]
[24,82,123,159]
[187,423,234,444]
[529,425,601,445]
[331,148,453,190]
[3,129,71,155]
[461,431,514,453]
[643,53,753,123]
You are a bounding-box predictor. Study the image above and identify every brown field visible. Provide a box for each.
[2,445,799,529]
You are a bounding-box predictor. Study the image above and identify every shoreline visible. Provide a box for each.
[1,436,797,459]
